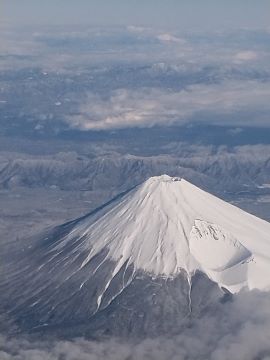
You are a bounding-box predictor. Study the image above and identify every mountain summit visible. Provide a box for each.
[1,175,270,337]
[68,175,270,292]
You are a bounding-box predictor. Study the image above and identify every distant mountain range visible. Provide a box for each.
[0,148,269,196]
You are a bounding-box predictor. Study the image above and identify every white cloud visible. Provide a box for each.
[233,51,258,63]
[157,33,186,44]
[68,80,270,130]
[127,25,151,33]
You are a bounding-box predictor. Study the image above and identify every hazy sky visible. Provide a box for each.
[1,0,270,30]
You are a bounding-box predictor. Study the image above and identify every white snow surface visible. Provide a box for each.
[61,175,270,293]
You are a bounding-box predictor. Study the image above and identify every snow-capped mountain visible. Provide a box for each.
[1,175,270,337]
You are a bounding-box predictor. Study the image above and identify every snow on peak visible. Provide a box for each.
[60,175,270,293]
[144,174,182,183]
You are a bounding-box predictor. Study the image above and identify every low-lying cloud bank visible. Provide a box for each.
[1,290,270,360]
[68,81,270,130]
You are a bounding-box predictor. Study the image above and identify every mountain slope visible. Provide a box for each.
[49,175,270,292]
[1,175,270,337]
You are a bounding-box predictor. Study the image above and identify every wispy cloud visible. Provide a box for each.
[233,51,258,63]
[68,80,270,130]
[156,33,186,44]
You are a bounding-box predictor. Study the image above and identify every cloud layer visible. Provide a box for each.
[1,26,270,131]
[1,290,270,360]
[68,80,270,130]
